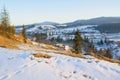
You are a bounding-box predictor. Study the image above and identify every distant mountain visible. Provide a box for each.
[36,21,59,25]
[65,17,120,26]
[15,17,120,35]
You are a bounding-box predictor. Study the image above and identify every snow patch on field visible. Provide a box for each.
[0,47,120,80]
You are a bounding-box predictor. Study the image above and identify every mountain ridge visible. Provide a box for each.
[65,17,120,27]
[16,17,120,28]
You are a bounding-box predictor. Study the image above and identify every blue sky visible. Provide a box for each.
[0,0,120,25]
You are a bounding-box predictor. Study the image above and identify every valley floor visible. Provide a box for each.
[0,44,120,80]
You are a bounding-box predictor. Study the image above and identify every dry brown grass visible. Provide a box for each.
[0,35,32,49]
[33,53,51,58]
[41,44,58,50]
[88,52,120,64]
[44,54,51,58]
[28,44,84,58]
[0,35,18,49]
[54,50,84,58]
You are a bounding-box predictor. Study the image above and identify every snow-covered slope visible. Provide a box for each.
[16,23,57,34]
[38,21,59,25]
[26,24,56,33]
[0,45,120,80]
[15,23,120,59]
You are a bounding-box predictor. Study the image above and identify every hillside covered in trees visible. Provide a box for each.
[95,23,120,33]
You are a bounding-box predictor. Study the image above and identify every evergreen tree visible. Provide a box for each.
[22,25,27,43]
[104,37,107,43]
[100,39,104,45]
[105,37,110,45]
[83,35,89,43]
[0,7,10,27]
[73,30,82,54]
[51,37,55,42]
[0,7,10,35]
[104,48,112,58]
[56,36,62,43]
[98,48,103,55]
[31,34,35,41]
[35,34,43,43]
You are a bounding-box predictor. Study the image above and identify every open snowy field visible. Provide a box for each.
[0,45,120,80]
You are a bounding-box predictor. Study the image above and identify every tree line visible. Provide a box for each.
[95,23,120,33]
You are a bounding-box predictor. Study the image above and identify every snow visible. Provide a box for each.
[0,46,120,80]
[112,47,120,59]
[53,25,99,33]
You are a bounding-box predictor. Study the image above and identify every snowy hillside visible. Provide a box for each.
[16,24,56,34]
[15,24,120,59]
[0,44,120,80]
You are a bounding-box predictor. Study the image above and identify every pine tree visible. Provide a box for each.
[100,39,104,45]
[73,30,82,54]
[98,48,103,55]
[83,35,89,43]
[104,48,112,58]
[105,37,110,45]
[35,34,42,43]
[0,7,10,27]
[57,36,62,43]
[104,37,107,43]
[22,25,27,43]
[31,34,35,41]
[0,7,10,35]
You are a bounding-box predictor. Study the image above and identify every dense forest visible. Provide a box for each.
[95,23,120,33]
